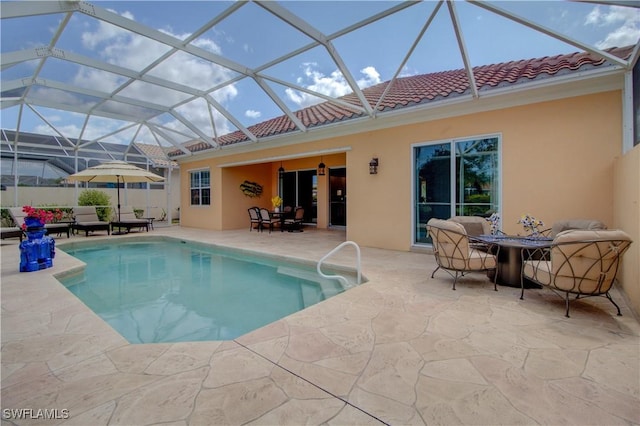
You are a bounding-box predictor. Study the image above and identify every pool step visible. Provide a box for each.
[276,266,345,297]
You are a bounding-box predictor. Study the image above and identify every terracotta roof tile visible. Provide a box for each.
[169,46,632,156]
[134,142,178,167]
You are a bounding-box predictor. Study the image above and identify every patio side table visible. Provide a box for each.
[144,217,155,230]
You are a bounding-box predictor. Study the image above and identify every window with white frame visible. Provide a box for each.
[190,169,210,206]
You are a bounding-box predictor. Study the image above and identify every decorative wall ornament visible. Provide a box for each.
[240,180,263,198]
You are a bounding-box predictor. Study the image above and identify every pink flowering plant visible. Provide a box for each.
[21,206,63,230]
[517,213,544,235]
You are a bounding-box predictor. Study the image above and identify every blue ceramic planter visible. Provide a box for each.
[19,218,55,272]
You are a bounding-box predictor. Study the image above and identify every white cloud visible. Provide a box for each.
[245,109,261,119]
[597,23,640,49]
[80,10,134,50]
[30,87,98,109]
[399,65,419,78]
[73,8,237,141]
[33,121,116,142]
[189,34,223,55]
[73,68,125,92]
[285,63,381,108]
[170,97,233,139]
[357,66,381,88]
[586,5,640,49]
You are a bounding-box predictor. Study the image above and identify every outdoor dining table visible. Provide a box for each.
[474,234,553,288]
[269,210,290,232]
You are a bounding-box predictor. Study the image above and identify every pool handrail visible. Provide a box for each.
[317,241,361,288]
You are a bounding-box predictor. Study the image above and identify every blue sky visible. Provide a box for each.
[1,1,639,146]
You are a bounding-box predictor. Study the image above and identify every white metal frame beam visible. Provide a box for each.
[469,0,630,68]
[1,0,637,167]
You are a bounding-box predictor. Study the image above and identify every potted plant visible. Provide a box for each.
[517,213,545,237]
[271,196,283,212]
[21,206,62,231]
[19,206,58,272]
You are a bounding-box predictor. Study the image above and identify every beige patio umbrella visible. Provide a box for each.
[67,160,165,223]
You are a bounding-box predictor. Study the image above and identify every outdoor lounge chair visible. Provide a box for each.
[1,227,23,241]
[248,207,260,231]
[72,206,111,236]
[521,229,632,317]
[426,218,499,291]
[7,207,71,238]
[110,206,149,234]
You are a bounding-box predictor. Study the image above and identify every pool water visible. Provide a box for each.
[60,239,348,343]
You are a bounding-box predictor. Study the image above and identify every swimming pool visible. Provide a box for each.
[59,238,355,343]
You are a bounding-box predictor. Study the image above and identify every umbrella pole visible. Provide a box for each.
[113,175,126,235]
[117,175,122,222]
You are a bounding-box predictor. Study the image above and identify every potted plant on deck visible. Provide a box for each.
[271,196,283,213]
[19,205,58,272]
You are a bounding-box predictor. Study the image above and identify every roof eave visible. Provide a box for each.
[177,66,625,163]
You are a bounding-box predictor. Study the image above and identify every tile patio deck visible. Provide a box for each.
[1,226,639,425]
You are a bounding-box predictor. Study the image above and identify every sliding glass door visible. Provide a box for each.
[282,169,317,224]
[414,136,499,244]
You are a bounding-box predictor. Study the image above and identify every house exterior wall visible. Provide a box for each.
[346,91,622,250]
[613,144,640,317]
[180,91,623,246]
[179,145,350,230]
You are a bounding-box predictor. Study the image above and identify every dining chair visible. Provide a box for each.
[284,207,305,232]
[258,208,280,233]
[248,207,261,232]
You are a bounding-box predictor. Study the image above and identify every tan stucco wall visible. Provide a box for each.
[613,144,640,317]
[347,91,622,249]
[180,91,623,250]
[179,148,347,230]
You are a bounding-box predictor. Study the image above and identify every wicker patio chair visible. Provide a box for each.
[521,229,632,317]
[426,218,500,291]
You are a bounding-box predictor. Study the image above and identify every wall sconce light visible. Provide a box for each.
[278,161,285,177]
[317,157,326,176]
[369,157,379,175]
